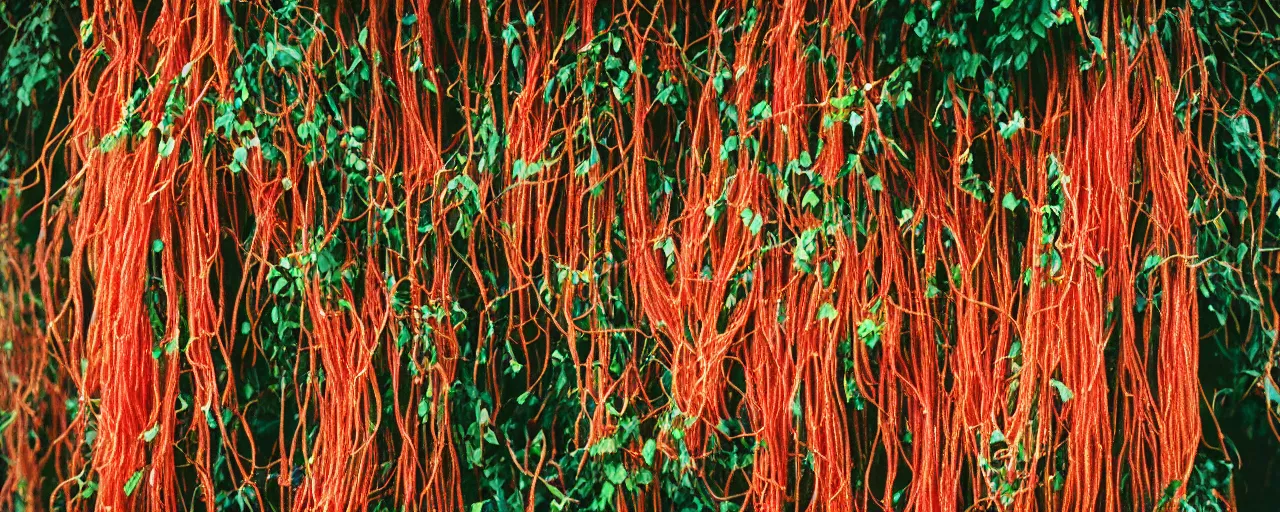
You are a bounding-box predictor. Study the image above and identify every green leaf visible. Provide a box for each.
[1050,379,1074,402]
[818,302,838,322]
[898,207,914,226]
[989,428,1006,446]
[998,111,1025,139]
[124,470,144,496]
[502,24,518,45]
[1143,254,1162,272]
[857,319,880,349]
[152,239,164,253]
[158,138,175,157]
[925,281,941,298]
[605,463,627,484]
[80,18,96,44]
[1002,192,1019,211]
[274,46,303,68]
[848,110,863,132]
[143,424,160,443]
[740,207,763,235]
[1264,377,1280,406]
[1155,479,1182,509]
[802,190,821,209]
[655,85,675,104]
[751,100,772,119]
[720,136,739,161]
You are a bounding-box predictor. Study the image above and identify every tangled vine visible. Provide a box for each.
[1,0,1278,510]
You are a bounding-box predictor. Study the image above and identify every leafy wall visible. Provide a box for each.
[1,0,1277,510]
